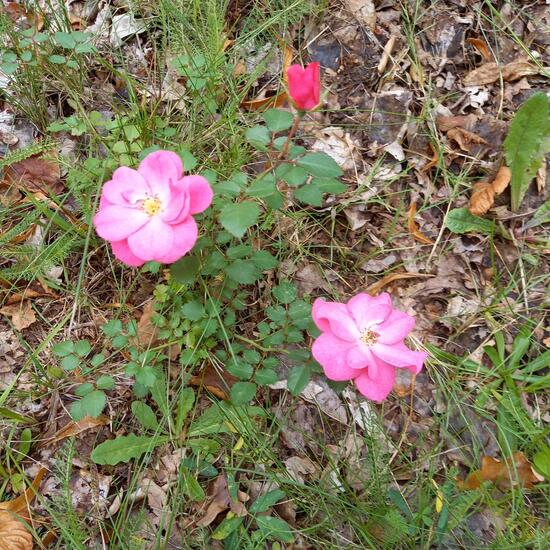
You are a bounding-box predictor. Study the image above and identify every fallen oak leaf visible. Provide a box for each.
[0,301,37,331]
[458,452,544,490]
[0,511,33,550]
[407,202,434,245]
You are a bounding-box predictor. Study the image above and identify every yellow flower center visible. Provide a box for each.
[360,329,378,347]
[142,196,162,216]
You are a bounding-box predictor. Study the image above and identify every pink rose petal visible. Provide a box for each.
[156,217,198,264]
[111,240,146,267]
[127,217,175,261]
[93,205,149,241]
[312,332,357,381]
[182,175,214,214]
[354,360,396,403]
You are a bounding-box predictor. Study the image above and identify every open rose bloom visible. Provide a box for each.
[312,292,427,402]
[93,150,213,267]
[287,62,321,111]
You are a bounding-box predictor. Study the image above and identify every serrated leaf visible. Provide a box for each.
[74,340,91,357]
[293,184,324,206]
[52,340,74,357]
[263,109,294,132]
[219,202,260,238]
[287,365,311,396]
[75,390,106,420]
[181,300,205,321]
[226,260,260,284]
[91,433,169,465]
[251,250,278,270]
[504,92,550,211]
[254,368,279,385]
[230,381,257,404]
[61,354,80,371]
[272,281,297,304]
[245,125,271,150]
[171,255,200,284]
[445,208,495,235]
[297,152,343,177]
[75,383,94,397]
[136,366,157,388]
[227,360,254,380]
[131,401,159,430]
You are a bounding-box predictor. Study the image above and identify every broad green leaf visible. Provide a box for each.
[272,281,297,304]
[219,202,260,238]
[445,208,495,235]
[131,401,159,430]
[250,489,286,513]
[91,433,169,465]
[181,466,206,502]
[136,366,157,388]
[181,300,205,321]
[226,260,260,284]
[525,198,550,229]
[52,341,74,357]
[212,516,243,540]
[102,319,123,337]
[504,92,550,211]
[175,387,195,433]
[230,382,257,404]
[293,184,323,206]
[255,516,294,543]
[254,368,278,385]
[18,428,32,456]
[287,365,311,396]
[251,250,278,270]
[75,383,94,397]
[297,152,343,177]
[276,164,308,187]
[48,54,66,64]
[227,359,254,380]
[263,109,294,132]
[245,125,271,150]
[314,177,347,194]
[533,445,550,478]
[170,255,201,284]
[61,354,80,371]
[74,340,91,357]
[72,390,106,420]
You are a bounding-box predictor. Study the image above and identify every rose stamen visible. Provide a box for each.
[360,329,378,347]
[142,196,162,216]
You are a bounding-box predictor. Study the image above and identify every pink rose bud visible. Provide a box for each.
[311,292,427,402]
[287,62,321,111]
[93,150,213,267]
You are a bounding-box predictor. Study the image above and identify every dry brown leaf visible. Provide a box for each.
[0,511,33,550]
[536,162,546,193]
[458,452,544,490]
[491,165,512,195]
[45,415,109,446]
[0,302,36,331]
[407,203,434,245]
[447,127,488,152]
[469,166,511,215]
[136,301,180,359]
[196,474,247,528]
[463,61,540,86]
[5,289,42,305]
[469,182,495,216]
[436,114,478,132]
[240,91,288,111]
[366,272,434,295]
[3,154,62,195]
[345,0,376,30]
[189,364,237,400]
[466,37,493,62]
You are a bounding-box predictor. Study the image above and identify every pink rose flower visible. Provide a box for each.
[93,150,213,267]
[311,292,427,402]
[287,62,321,111]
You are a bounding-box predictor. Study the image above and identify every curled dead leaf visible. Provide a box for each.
[189,364,237,400]
[43,415,109,446]
[463,61,540,87]
[0,302,36,331]
[136,301,180,360]
[407,202,434,245]
[240,91,288,111]
[469,182,494,216]
[491,165,512,195]
[458,452,544,490]
[3,154,62,195]
[196,474,247,528]
[447,127,487,152]
[0,511,33,550]
[366,272,434,295]
[436,114,478,132]
[468,165,511,215]
[466,37,493,62]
